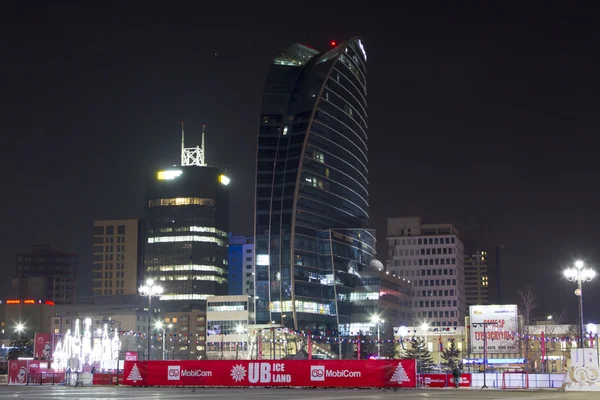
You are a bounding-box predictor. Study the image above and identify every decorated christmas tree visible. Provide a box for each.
[127,364,142,382]
[440,339,461,372]
[390,362,411,384]
[401,337,435,373]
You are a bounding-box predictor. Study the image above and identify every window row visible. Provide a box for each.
[148,197,215,207]
[147,235,226,246]
[415,299,457,308]
[413,315,459,327]
[392,258,457,267]
[415,279,457,287]
[414,289,457,297]
[93,225,127,236]
[391,236,456,246]
[393,247,456,256]
[154,226,227,237]
[397,268,456,277]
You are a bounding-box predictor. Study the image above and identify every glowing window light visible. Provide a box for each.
[219,174,230,185]
[147,265,227,274]
[157,170,183,180]
[147,235,226,246]
[148,197,215,207]
[160,294,211,301]
[158,275,227,283]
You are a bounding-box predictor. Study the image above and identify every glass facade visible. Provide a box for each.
[145,166,229,307]
[254,38,371,333]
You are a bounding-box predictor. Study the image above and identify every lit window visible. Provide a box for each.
[312,151,325,163]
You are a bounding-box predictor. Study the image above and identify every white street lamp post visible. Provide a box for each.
[139,278,163,360]
[471,321,499,389]
[564,260,595,350]
[155,323,173,360]
[371,315,384,358]
[235,325,246,360]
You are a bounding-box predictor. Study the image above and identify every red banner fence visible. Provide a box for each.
[123,359,417,388]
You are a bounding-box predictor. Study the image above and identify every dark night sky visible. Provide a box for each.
[2,2,599,323]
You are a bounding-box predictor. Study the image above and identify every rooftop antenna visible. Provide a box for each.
[181,123,206,166]
[181,122,185,167]
[202,124,206,165]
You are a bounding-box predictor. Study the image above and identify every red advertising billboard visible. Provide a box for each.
[123,359,416,388]
[34,333,53,360]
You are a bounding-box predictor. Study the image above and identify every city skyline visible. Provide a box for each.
[1,3,599,323]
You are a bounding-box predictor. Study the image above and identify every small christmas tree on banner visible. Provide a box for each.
[127,364,142,382]
[440,339,461,372]
[401,337,435,373]
[390,362,410,384]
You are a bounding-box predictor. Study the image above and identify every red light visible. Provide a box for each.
[330,41,337,47]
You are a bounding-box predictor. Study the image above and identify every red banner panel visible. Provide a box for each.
[93,373,124,385]
[34,333,52,361]
[8,360,29,385]
[421,373,471,388]
[123,359,416,388]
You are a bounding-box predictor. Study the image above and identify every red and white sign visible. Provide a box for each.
[8,360,29,385]
[421,373,471,388]
[34,333,53,361]
[125,351,138,361]
[123,360,417,388]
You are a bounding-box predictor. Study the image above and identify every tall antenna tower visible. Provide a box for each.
[180,122,206,166]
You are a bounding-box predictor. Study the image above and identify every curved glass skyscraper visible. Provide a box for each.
[254,38,375,334]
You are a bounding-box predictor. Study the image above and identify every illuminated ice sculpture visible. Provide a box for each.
[52,318,121,372]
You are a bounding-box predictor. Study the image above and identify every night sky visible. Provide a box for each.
[2,2,599,323]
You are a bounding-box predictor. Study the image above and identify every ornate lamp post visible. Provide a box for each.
[564,260,595,350]
[139,278,163,360]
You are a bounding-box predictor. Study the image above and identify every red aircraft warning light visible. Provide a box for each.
[330,41,337,47]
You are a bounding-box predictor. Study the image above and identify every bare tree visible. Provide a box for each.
[518,286,538,372]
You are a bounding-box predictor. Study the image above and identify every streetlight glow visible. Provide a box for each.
[564,260,595,352]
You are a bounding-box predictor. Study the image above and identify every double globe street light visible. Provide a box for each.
[139,278,163,360]
[564,260,595,350]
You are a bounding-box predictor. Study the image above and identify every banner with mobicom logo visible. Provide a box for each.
[421,373,472,388]
[123,360,416,388]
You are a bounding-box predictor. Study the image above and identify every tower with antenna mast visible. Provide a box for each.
[180,122,206,166]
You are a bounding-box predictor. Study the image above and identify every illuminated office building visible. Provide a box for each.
[253,38,372,333]
[145,124,230,307]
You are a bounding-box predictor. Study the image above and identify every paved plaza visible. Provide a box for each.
[0,386,593,399]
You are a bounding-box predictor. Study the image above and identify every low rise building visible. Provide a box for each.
[206,295,254,359]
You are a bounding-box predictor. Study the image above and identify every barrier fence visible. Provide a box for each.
[123,359,417,388]
[9,372,66,386]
